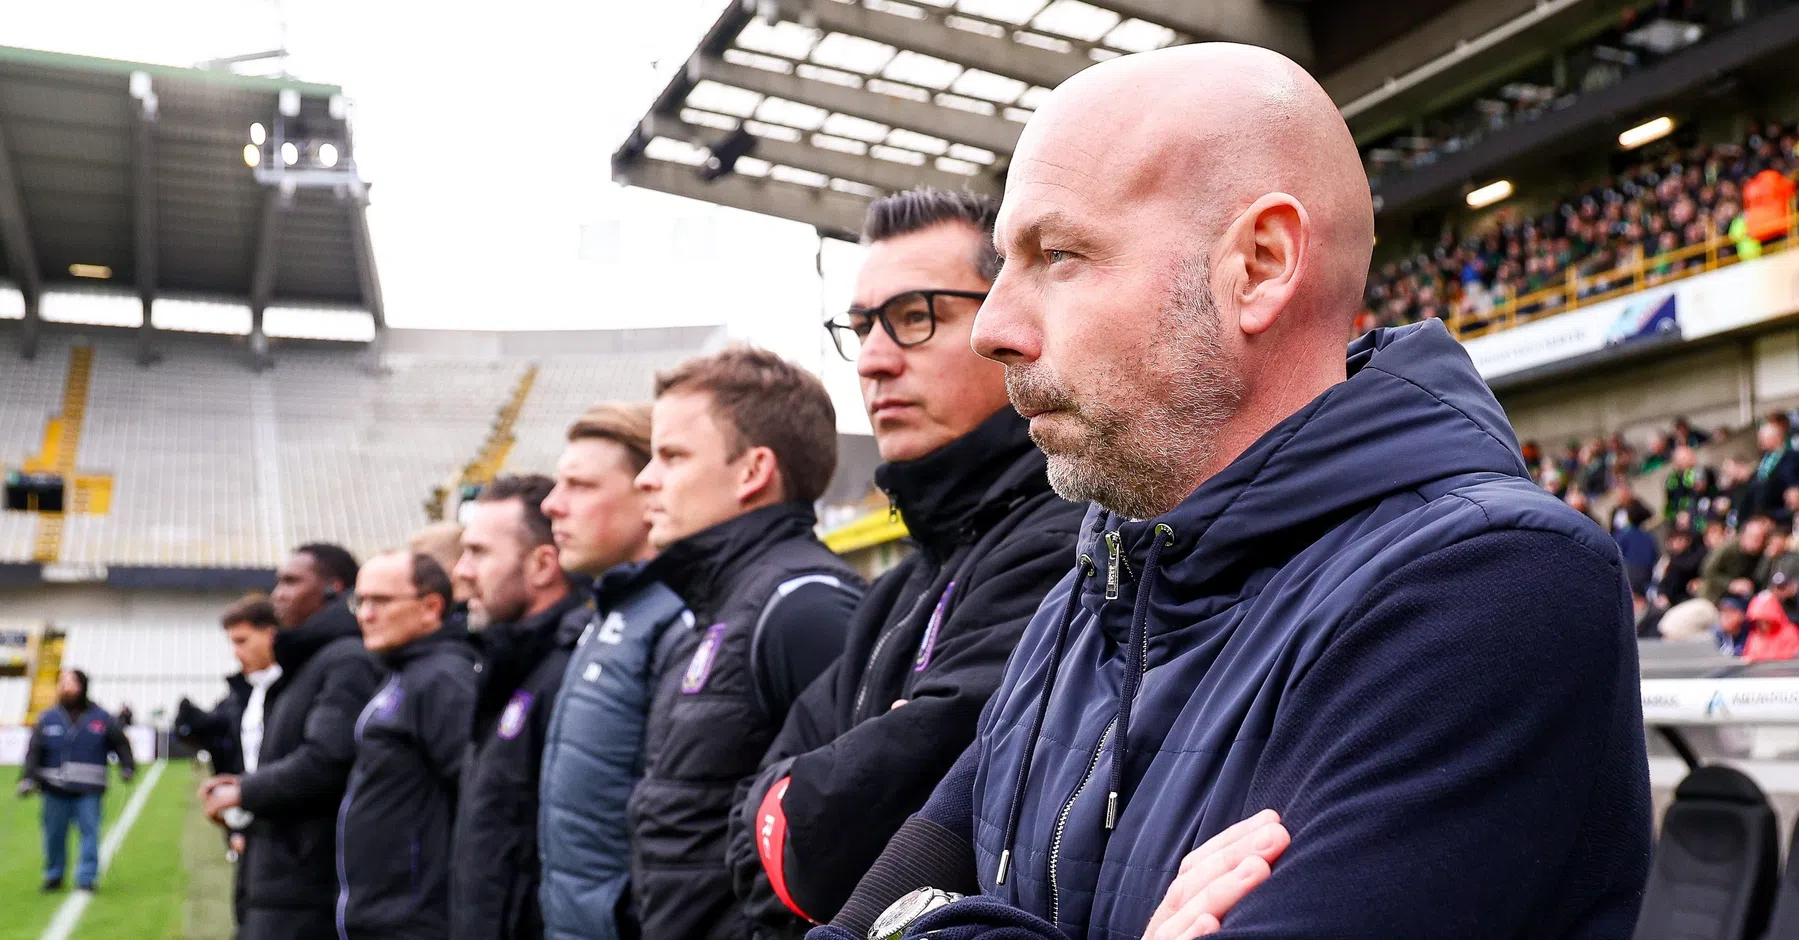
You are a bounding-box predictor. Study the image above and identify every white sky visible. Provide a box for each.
[0,0,873,430]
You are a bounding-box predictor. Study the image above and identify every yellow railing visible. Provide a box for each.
[1449,195,1799,341]
[28,346,95,563]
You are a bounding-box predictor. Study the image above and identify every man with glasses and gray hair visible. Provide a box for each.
[726,188,1083,938]
[335,551,480,940]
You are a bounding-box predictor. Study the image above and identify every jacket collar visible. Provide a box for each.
[273,600,361,671]
[646,501,821,611]
[874,407,1048,560]
[381,621,475,669]
[476,582,587,699]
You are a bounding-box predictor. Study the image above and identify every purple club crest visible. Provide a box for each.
[683,623,729,694]
[497,691,534,740]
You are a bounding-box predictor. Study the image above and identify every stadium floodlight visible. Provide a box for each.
[251,122,267,145]
[318,142,339,168]
[281,141,300,166]
[68,263,113,279]
[1465,179,1513,210]
[1619,116,1675,151]
[244,144,262,167]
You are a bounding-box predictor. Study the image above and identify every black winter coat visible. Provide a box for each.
[450,586,590,940]
[337,627,481,940]
[175,673,252,774]
[727,409,1082,936]
[237,603,383,925]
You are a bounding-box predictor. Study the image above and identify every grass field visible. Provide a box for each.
[0,761,233,940]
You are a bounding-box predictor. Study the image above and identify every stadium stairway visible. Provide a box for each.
[25,345,94,563]
[435,364,538,518]
[23,627,65,725]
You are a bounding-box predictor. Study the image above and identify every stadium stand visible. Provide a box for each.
[57,618,236,727]
[0,325,715,570]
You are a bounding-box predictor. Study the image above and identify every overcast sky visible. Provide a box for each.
[0,0,874,429]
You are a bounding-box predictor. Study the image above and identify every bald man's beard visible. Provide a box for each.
[1007,254,1244,520]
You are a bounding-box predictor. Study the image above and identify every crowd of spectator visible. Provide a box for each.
[1360,122,1799,333]
[1565,411,1799,659]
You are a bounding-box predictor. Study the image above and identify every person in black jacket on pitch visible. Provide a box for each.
[725,189,1083,938]
[337,551,480,940]
[201,544,382,940]
[450,474,591,940]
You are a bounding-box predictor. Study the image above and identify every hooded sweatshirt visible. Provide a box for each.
[822,319,1652,940]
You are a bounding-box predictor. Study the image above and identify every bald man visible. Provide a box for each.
[821,44,1650,940]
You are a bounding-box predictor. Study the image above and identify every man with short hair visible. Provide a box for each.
[411,521,473,625]
[825,44,1649,940]
[628,347,864,940]
[201,543,382,940]
[19,669,136,893]
[537,402,675,940]
[451,473,592,940]
[727,189,1083,938]
[1745,412,1799,524]
[336,551,480,940]
[176,594,283,779]
[1702,514,1775,602]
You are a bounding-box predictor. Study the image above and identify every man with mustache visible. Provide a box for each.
[821,42,1650,940]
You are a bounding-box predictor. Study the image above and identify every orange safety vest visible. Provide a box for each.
[1743,169,1796,242]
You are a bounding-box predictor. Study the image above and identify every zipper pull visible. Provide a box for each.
[1104,531,1122,600]
[997,849,1012,885]
[889,502,899,523]
[1106,791,1119,830]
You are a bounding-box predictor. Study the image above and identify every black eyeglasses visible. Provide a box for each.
[824,289,989,361]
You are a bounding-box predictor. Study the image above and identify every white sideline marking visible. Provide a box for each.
[38,759,168,940]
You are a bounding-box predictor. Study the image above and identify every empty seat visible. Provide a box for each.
[1634,765,1778,940]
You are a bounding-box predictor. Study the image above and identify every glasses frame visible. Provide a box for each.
[824,289,990,361]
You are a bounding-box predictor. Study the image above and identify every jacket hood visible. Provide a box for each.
[876,407,1050,560]
[647,501,820,615]
[273,600,362,671]
[1079,319,1525,630]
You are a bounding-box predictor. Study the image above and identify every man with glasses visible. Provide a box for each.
[726,188,1083,938]
[335,551,480,940]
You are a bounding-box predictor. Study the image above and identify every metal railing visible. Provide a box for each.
[1447,193,1799,340]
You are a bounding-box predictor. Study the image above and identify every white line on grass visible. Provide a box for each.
[38,759,167,940]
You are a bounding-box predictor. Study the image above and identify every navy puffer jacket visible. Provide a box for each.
[822,319,1652,940]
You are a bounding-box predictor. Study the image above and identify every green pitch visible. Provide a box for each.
[0,761,233,940]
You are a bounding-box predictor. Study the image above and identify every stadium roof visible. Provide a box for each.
[611,0,1655,238]
[0,45,380,361]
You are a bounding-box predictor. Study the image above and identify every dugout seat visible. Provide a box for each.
[1760,813,1799,939]
[1634,765,1778,940]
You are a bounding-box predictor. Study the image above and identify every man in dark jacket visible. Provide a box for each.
[450,473,590,940]
[176,594,282,777]
[726,189,1082,938]
[201,543,383,940]
[1744,413,1799,525]
[821,44,1650,940]
[18,669,136,892]
[628,347,865,940]
[337,551,479,940]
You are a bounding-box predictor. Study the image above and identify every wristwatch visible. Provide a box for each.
[869,887,965,940]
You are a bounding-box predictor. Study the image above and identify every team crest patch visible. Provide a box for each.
[498,691,534,740]
[682,623,729,694]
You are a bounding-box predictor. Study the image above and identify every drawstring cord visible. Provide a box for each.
[997,555,1093,886]
[1106,523,1172,830]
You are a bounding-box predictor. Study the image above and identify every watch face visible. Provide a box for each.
[869,888,961,940]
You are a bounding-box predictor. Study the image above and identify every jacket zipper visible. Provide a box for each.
[850,571,942,719]
[1048,715,1115,927]
[1104,532,1122,600]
